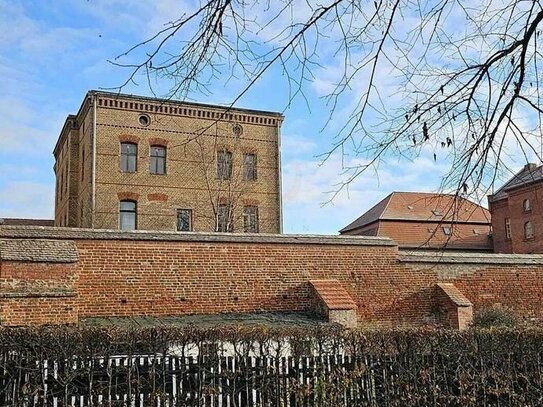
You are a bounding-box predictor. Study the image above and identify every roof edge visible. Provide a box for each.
[0,226,397,247]
[88,90,285,119]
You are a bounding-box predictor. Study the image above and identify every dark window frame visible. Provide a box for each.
[217,150,233,180]
[216,203,233,232]
[119,200,137,230]
[120,142,138,173]
[505,217,512,239]
[523,198,532,212]
[150,145,167,175]
[81,148,85,180]
[176,209,193,232]
[524,221,534,240]
[243,153,257,181]
[243,206,259,233]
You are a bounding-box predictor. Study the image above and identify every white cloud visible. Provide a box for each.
[281,133,317,157]
[282,151,449,233]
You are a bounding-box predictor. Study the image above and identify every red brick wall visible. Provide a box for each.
[0,297,78,326]
[75,240,409,321]
[2,228,543,326]
[73,239,543,325]
[0,260,78,325]
[489,198,512,253]
[490,183,543,253]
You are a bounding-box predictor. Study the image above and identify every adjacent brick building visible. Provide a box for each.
[53,91,284,233]
[339,192,492,250]
[489,163,543,253]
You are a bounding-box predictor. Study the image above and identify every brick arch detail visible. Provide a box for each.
[118,134,140,144]
[216,144,232,153]
[149,137,169,147]
[242,147,258,155]
[242,199,260,206]
[217,196,230,205]
[117,192,140,201]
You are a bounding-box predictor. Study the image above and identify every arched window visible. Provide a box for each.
[524,221,534,239]
[119,200,137,230]
[523,198,532,212]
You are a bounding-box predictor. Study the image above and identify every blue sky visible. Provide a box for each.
[0,0,508,233]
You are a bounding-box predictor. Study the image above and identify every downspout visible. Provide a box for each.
[277,120,283,234]
[91,94,97,228]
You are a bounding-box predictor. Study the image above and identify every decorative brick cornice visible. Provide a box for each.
[94,91,283,127]
[149,137,169,147]
[118,134,140,144]
[148,193,168,202]
[117,192,140,201]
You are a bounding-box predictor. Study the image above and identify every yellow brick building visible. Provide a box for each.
[53,91,283,233]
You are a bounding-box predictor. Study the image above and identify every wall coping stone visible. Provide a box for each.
[0,239,79,263]
[399,250,543,265]
[0,226,397,247]
[436,283,472,307]
[0,291,77,298]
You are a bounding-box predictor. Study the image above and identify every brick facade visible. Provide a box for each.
[53,91,283,233]
[2,226,543,327]
[490,183,543,253]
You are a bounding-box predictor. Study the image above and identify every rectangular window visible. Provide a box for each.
[150,145,166,174]
[64,161,69,196]
[217,150,232,180]
[81,148,85,180]
[119,200,137,230]
[243,153,257,181]
[176,209,192,232]
[216,204,233,232]
[120,143,137,172]
[505,217,511,239]
[243,206,259,233]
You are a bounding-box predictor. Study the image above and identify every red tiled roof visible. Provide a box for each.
[309,280,357,310]
[376,221,492,250]
[340,192,490,233]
